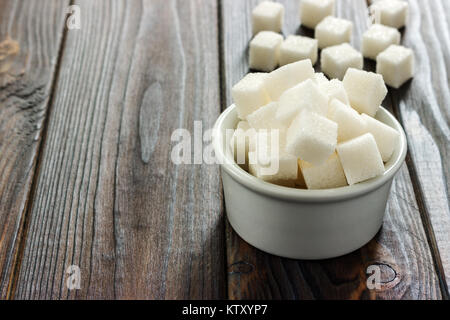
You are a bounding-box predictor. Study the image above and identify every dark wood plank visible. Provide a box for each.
[222,0,442,299]
[0,0,69,299]
[387,0,450,292]
[13,0,225,299]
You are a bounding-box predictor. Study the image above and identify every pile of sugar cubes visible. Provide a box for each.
[250,0,414,87]
[231,62,400,189]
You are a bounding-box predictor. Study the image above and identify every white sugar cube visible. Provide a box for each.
[362,24,401,60]
[315,16,353,49]
[337,133,385,185]
[313,72,329,86]
[299,153,347,189]
[252,1,284,35]
[279,35,318,66]
[361,113,399,162]
[232,73,270,119]
[249,31,283,72]
[264,59,314,100]
[328,99,366,142]
[300,0,335,29]
[371,0,408,29]
[248,130,298,186]
[286,111,338,165]
[319,79,349,105]
[343,68,387,117]
[376,45,414,89]
[321,43,363,80]
[230,121,252,168]
[247,101,284,130]
[276,79,329,126]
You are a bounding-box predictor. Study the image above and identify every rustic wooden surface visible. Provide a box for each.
[0,0,448,299]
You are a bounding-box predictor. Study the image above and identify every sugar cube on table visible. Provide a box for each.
[361,113,399,162]
[328,99,366,142]
[230,121,252,168]
[371,0,408,29]
[279,35,318,66]
[299,153,348,189]
[276,79,329,126]
[321,43,363,80]
[249,31,283,72]
[313,72,329,86]
[232,73,270,119]
[252,1,284,35]
[343,68,387,117]
[286,110,338,165]
[319,79,349,105]
[336,133,385,185]
[376,44,414,89]
[247,101,284,130]
[264,59,314,100]
[362,24,401,60]
[299,0,335,29]
[315,16,353,49]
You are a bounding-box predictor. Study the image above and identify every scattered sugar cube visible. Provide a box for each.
[247,101,284,130]
[264,59,314,100]
[321,43,363,80]
[232,73,270,119]
[249,31,283,72]
[252,1,284,35]
[371,0,408,29]
[319,79,349,105]
[299,153,348,189]
[279,35,318,66]
[300,0,335,29]
[361,113,399,162]
[343,68,387,117]
[276,79,329,126]
[376,44,414,88]
[337,133,385,185]
[248,130,298,186]
[315,16,353,49]
[328,99,366,142]
[286,110,338,165]
[362,24,401,60]
[313,72,329,86]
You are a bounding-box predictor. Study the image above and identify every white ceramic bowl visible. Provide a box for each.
[213,104,407,260]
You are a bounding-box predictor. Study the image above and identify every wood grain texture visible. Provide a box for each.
[387,0,450,291]
[0,0,69,298]
[222,0,442,299]
[13,0,225,299]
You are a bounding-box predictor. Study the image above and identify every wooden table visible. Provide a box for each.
[0,0,448,300]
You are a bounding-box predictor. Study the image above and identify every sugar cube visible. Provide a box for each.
[264,59,315,100]
[230,121,252,168]
[252,1,284,35]
[328,99,366,142]
[321,43,363,80]
[337,133,385,185]
[247,101,284,130]
[279,35,318,66]
[299,153,348,189]
[319,79,349,105]
[362,24,401,60]
[249,31,284,72]
[371,0,408,29]
[313,72,329,86]
[376,44,414,88]
[286,110,338,165]
[343,68,387,117]
[361,113,399,162]
[232,73,270,119]
[276,79,329,126]
[315,16,353,49]
[300,0,335,29]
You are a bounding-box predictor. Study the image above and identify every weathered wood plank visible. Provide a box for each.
[387,0,450,292]
[222,0,442,299]
[0,0,69,299]
[13,0,225,299]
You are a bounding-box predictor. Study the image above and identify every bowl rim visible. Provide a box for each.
[213,104,408,203]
